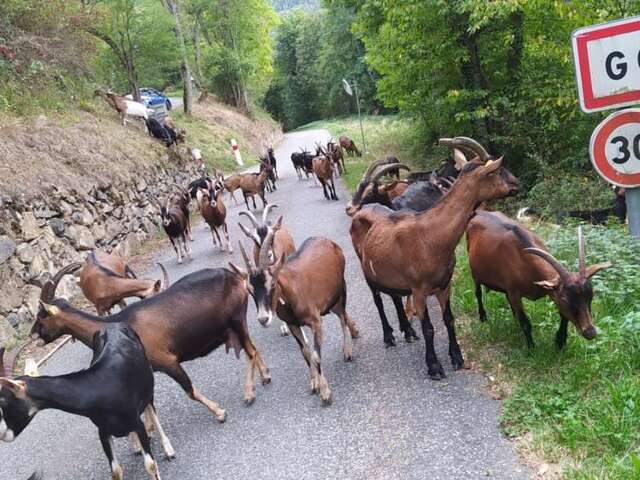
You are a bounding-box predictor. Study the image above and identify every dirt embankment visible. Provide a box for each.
[0,99,281,346]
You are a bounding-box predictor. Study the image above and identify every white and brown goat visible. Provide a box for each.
[78,251,169,316]
[350,137,519,380]
[238,205,295,336]
[196,182,233,252]
[467,212,611,348]
[94,89,149,127]
[231,232,358,406]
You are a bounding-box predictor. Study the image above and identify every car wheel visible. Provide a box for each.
[166,100,172,111]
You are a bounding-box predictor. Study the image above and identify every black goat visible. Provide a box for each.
[146,118,174,147]
[259,156,277,192]
[188,176,214,199]
[267,147,278,179]
[566,187,627,224]
[0,323,174,480]
[291,152,305,180]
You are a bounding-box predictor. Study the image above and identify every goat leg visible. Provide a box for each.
[130,431,143,455]
[134,422,162,480]
[289,324,320,394]
[145,404,175,460]
[310,322,332,406]
[99,431,124,480]
[164,361,227,422]
[556,315,569,350]
[391,295,419,343]
[420,294,447,380]
[506,292,534,348]
[368,284,396,347]
[223,223,233,252]
[475,282,487,322]
[240,334,260,405]
[442,296,464,370]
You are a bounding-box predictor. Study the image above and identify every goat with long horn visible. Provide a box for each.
[467,214,611,348]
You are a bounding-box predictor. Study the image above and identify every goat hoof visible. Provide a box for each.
[244,396,256,407]
[427,364,447,381]
[216,410,227,423]
[344,353,353,362]
[321,393,333,407]
[261,376,272,386]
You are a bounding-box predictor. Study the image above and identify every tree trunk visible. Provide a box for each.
[506,9,524,80]
[125,53,141,102]
[164,0,193,115]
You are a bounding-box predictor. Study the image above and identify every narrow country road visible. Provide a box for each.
[0,130,531,480]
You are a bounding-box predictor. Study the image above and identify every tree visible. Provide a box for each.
[163,0,194,114]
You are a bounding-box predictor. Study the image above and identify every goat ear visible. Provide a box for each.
[39,301,60,317]
[0,378,27,398]
[534,278,559,290]
[585,262,612,279]
[153,279,162,292]
[229,262,248,279]
[482,156,503,174]
[273,216,283,231]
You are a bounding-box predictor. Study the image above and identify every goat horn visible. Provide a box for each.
[523,248,571,282]
[239,210,260,229]
[363,158,399,181]
[157,263,170,291]
[439,137,491,162]
[439,177,455,188]
[371,164,410,183]
[453,148,468,169]
[258,227,275,270]
[238,241,255,274]
[39,262,82,302]
[2,341,31,377]
[578,226,586,278]
[262,204,278,225]
[238,222,260,244]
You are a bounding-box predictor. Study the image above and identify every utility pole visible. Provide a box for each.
[342,78,367,154]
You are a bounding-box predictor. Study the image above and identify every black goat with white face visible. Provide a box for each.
[0,324,174,480]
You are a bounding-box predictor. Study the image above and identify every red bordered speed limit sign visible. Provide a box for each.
[590,108,640,188]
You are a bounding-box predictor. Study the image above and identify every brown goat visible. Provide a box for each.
[467,211,611,348]
[78,251,169,316]
[32,263,271,421]
[238,205,296,336]
[230,233,358,406]
[239,170,268,210]
[223,174,242,206]
[160,189,192,264]
[350,137,518,380]
[339,136,361,157]
[327,140,346,175]
[197,183,232,252]
[313,148,338,201]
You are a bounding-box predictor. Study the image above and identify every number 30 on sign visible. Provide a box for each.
[590,109,640,188]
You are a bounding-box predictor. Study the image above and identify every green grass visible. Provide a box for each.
[299,115,640,478]
[171,111,256,173]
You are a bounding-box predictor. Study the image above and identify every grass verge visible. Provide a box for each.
[301,115,640,479]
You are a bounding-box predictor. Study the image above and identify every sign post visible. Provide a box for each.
[342,78,367,154]
[572,16,640,238]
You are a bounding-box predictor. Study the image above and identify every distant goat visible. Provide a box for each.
[95,89,148,127]
[146,117,174,147]
[467,212,611,348]
[78,251,168,316]
[1,323,174,479]
[339,136,361,157]
[313,146,338,201]
[160,187,192,264]
[239,170,268,210]
[266,147,279,179]
[327,141,346,175]
[197,182,232,252]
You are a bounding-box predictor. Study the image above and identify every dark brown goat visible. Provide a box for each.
[467,211,611,348]
[230,233,358,405]
[327,140,346,175]
[197,183,232,252]
[160,188,192,264]
[31,263,271,420]
[350,137,518,379]
[78,251,169,316]
[238,205,296,336]
[312,148,338,201]
[339,136,361,157]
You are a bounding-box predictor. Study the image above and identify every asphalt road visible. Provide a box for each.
[0,130,531,480]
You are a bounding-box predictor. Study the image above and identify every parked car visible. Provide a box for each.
[126,88,172,110]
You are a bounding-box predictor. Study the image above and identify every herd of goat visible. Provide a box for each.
[0,134,620,479]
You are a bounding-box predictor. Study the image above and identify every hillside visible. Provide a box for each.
[0,99,281,201]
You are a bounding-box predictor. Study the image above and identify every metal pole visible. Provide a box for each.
[354,80,366,154]
[627,187,640,240]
